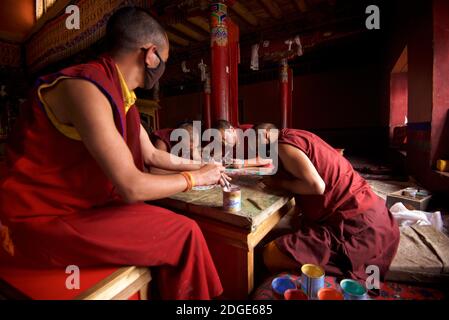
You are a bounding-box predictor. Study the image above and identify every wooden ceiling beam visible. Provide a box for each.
[258,0,283,19]
[166,31,190,46]
[162,28,366,90]
[182,20,210,38]
[170,23,207,41]
[167,26,201,43]
[230,1,259,26]
[187,16,210,33]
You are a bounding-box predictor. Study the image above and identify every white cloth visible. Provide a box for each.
[390,202,443,232]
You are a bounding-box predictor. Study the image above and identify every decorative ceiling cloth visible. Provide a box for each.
[26,0,149,72]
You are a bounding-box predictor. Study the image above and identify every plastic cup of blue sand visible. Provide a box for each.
[271,276,297,296]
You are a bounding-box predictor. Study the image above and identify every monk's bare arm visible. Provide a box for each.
[243,157,272,167]
[276,143,326,195]
[45,79,221,202]
[148,137,177,175]
[139,124,202,171]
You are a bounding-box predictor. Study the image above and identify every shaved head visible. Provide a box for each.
[213,120,233,131]
[106,7,168,55]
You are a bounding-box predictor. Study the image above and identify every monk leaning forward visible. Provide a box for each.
[258,124,400,281]
[0,7,226,300]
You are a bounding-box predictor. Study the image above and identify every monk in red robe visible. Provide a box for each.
[257,123,400,281]
[151,128,176,153]
[151,122,202,174]
[206,120,271,168]
[0,7,226,300]
[152,122,201,158]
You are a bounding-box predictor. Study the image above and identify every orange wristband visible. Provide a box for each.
[180,172,194,192]
[185,172,196,188]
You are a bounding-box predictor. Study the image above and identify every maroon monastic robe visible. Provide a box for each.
[0,55,222,299]
[275,129,400,281]
[151,128,175,152]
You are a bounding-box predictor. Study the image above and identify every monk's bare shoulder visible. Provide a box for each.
[278,143,298,156]
[41,79,110,125]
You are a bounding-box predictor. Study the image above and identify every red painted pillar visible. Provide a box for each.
[210,1,230,122]
[228,19,240,127]
[203,73,212,129]
[280,59,290,129]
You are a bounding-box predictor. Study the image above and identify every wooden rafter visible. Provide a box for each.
[259,0,283,19]
[187,16,210,33]
[183,20,210,38]
[171,23,207,41]
[230,1,259,26]
[166,31,190,46]
[168,26,200,42]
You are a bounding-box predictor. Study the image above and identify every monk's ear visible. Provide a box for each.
[143,44,158,67]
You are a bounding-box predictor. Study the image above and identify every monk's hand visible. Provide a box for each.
[230,159,245,169]
[219,173,233,188]
[192,163,231,186]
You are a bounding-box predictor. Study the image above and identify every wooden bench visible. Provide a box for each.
[75,266,152,300]
[0,251,151,300]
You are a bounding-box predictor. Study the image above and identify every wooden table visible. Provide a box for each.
[154,176,294,299]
